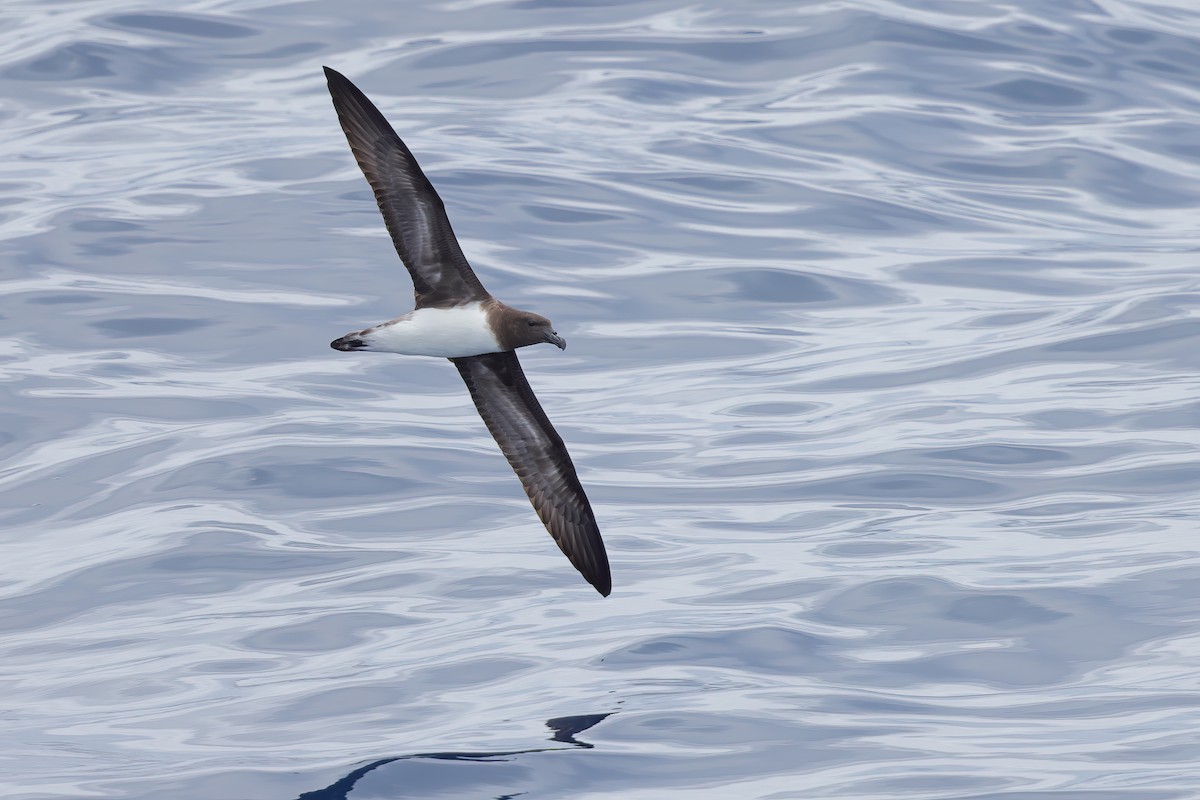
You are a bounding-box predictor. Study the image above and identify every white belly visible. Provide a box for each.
[363,303,503,357]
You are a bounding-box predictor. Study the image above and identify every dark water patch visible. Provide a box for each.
[1047,319,1200,353]
[71,219,143,233]
[239,612,422,653]
[711,431,808,448]
[803,471,1008,503]
[920,445,1072,465]
[876,18,1022,55]
[600,626,837,674]
[239,156,340,183]
[814,575,1178,687]
[89,317,212,337]
[26,293,99,305]
[194,658,282,674]
[961,311,1052,327]
[522,204,622,224]
[0,533,375,635]
[614,266,900,317]
[604,74,749,105]
[231,41,323,60]
[272,686,414,722]
[804,318,1200,392]
[104,13,258,39]
[980,77,1092,107]
[898,257,1110,296]
[726,401,822,417]
[161,459,421,499]
[4,41,196,87]
[696,455,816,479]
[408,657,535,689]
[693,578,836,605]
[820,540,931,558]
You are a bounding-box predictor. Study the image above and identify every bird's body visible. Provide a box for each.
[323,66,611,596]
[336,302,500,358]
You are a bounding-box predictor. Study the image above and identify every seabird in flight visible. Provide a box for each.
[323,66,611,596]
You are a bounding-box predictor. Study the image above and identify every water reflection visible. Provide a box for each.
[295,713,610,800]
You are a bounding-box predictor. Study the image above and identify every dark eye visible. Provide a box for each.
[527,320,538,327]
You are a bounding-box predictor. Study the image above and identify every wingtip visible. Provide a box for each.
[590,569,612,597]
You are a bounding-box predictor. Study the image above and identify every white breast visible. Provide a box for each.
[362,303,503,358]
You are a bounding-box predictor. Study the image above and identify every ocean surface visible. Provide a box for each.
[3,1,1200,798]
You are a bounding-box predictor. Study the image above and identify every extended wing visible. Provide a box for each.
[452,351,611,596]
[324,66,490,308]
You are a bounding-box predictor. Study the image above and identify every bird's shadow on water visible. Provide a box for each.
[294,713,611,800]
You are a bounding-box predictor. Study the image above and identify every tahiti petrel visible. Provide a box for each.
[324,66,611,596]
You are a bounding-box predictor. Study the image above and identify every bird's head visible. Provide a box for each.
[501,309,566,351]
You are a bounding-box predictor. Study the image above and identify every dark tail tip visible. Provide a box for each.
[331,334,365,351]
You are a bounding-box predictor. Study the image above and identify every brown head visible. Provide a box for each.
[489,303,567,351]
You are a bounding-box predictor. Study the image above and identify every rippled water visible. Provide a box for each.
[3,0,1200,797]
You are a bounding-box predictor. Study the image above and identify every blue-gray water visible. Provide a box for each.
[3,1,1200,797]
